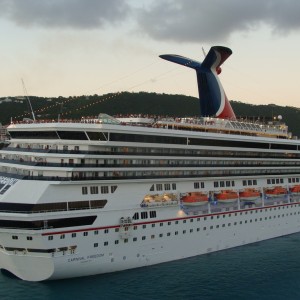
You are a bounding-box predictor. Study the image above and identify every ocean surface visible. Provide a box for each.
[1,233,300,300]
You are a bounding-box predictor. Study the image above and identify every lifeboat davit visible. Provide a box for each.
[215,190,238,203]
[265,186,287,198]
[239,188,261,201]
[290,185,300,195]
[182,192,208,206]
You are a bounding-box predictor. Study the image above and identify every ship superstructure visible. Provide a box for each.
[0,47,300,281]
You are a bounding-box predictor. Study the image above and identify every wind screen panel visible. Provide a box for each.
[57,131,88,140]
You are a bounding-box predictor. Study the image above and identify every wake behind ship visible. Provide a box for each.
[0,46,300,281]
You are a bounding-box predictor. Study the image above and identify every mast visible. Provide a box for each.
[21,78,36,122]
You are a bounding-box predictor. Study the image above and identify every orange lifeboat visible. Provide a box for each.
[182,192,208,206]
[265,186,287,198]
[215,190,238,203]
[290,185,300,195]
[239,188,260,201]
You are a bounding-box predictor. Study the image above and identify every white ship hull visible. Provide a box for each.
[0,197,299,281]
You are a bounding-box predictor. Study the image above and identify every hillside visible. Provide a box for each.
[1,92,300,136]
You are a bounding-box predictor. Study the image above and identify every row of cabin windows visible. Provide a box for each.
[150,183,177,192]
[214,180,235,188]
[132,211,157,220]
[45,204,300,240]
[194,182,205,189]
[242,179,258,186]
[267,178,284,185]
[82,185,117,195]
[288,177,300,183]
[92,211,300,247]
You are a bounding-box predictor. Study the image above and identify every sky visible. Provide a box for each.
[0,0,300,107]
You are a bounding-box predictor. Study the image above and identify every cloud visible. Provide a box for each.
[136,0,300,43]
[0,0,129,29]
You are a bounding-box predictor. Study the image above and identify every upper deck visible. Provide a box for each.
[7,113,291,140]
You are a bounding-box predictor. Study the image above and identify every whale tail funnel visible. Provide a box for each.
[159,46,236,120]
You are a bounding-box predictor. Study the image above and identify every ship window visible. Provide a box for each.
[211,216,214,220]
[248,180,252,186]
[111,186,118,193]
[272,179,275,184]
[90,186,99,194]
[220,181,225,187]
[222,224,225,227]
[197,218,200,222]
[197,228,200,231]
[82,187,88,195]
[104,241,108,246]
[12,235,18,240]
[133,213,139,220]
[194,182,200,189]
[141,212,148,219]
[115,240,119,244]
[133,237,137,242]
[280,179,284,183]
[152,224,155,228]
[267,179,271,184]
[60,234,65,239]
[243,180,247,186]
[183,230,186,234]
[231,181,235,187]
[226,181,230,187]
[288,178,291,183]
[142,236,146,240]
[57,131,88,140]
[150,184,155,191]
[133,226,137,230]
[104,229,109,233]
[190,229,193,233]
[253,180,257,185]
[214,182,219,188]
[115,228,119,232]
[175,231,178,235]
[156,184,163,191]
[143,225,146,229]
[201,182,205,188]
[276,179,279,184]
[172,183,177,190]
[94,243,98,248]
[94,230,98,235]
[297,178,300,183]
[203,227,206,231]
[101,186,109,194]
[151,235,155,239]
[168,221,171,225]
[175,221,179,224]
[160,223,163,226]
[72,233,76,238]
[83,232,88,236]
[124,239,129,243]
[150,211,156,218]
[164,183,171,190]
[27,236,32,241]
[216,225,220,228]
[210,226,213,230]
[190,219,193,223]
[183,220,186,223]
[159,234,163,237]
[48,236,53,240]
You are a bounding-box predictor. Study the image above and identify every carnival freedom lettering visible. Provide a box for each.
[68,253,104,263]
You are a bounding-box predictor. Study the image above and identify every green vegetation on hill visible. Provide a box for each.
[1,92,300,137]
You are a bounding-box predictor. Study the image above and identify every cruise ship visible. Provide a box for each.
[1,46,300,281]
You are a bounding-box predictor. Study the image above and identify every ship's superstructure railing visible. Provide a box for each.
[9,113,290,139]
[155,116,289,138]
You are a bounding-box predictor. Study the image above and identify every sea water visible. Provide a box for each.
[1,233,300,300]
